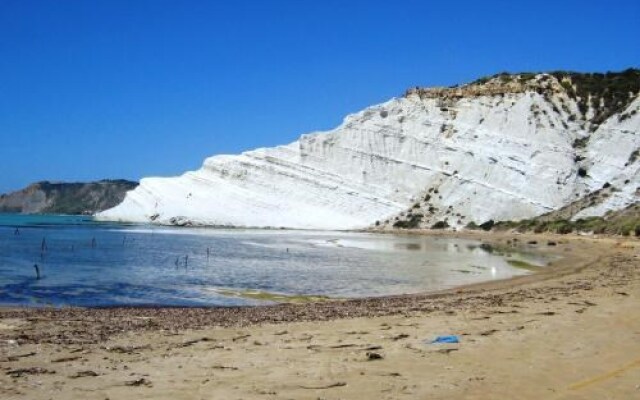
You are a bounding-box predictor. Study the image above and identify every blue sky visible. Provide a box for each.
[0,0,638,193]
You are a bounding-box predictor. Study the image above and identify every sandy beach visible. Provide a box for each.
[1,232,639,399]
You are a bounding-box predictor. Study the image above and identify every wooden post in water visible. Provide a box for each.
[184,255,189,268]
[40,237,47,261]
[33,264,40,280]
[206,247,210,262]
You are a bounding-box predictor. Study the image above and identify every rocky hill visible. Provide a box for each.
[0,180,138,215]
[97,69,639,229]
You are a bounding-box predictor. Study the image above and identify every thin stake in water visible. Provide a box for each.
[40,237,47,261]
[33,264,40,280]
[184,255,189,268]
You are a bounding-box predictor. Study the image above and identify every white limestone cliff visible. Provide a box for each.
[97,72,640,229]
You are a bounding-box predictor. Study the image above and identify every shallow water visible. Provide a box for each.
[0,214,548,307]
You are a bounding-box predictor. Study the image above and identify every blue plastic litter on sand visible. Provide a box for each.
[430,335,460,344]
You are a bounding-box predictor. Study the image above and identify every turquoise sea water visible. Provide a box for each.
[0,214,546,307]
[0,213,96,226]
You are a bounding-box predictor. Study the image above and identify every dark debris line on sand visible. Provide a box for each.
[6,367,55,378]
[0,254,636,345]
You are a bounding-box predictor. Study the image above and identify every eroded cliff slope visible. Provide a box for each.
[97,70,640,229]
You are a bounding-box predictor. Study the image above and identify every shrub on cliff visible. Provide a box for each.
[431,220,449,229]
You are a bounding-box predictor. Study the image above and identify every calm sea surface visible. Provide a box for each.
[0,214,547,307]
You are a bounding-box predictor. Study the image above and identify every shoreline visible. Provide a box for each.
[0,231,634,342]
[2,231,639,399]
[0,228,576,312]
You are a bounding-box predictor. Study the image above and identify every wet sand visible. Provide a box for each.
[1,232,639,399]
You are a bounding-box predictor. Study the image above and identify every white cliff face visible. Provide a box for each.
[572,96,640,219]
[97,74,640,229]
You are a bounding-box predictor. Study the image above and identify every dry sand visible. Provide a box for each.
[1,232,639,399]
